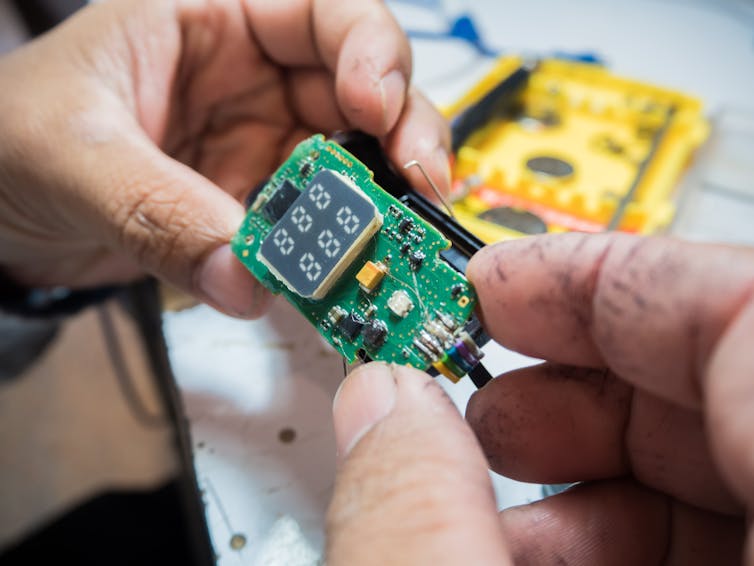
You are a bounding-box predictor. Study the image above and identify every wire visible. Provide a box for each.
[403,160,458,220]
[97,305,165,428]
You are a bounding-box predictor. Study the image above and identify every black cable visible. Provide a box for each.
[123,279,217,566]
[10,0,86,36]
[468,364,493,389]
[97,305,165,428]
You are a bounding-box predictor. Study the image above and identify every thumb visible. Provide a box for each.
[327,363,511,566]
[75,131,270,318]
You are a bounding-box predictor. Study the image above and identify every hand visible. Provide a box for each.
[325,233,754,565]
[328,362,511,565]
[0,0,450,317]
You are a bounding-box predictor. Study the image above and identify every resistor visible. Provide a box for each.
[424,319,453,346]
[413,338,436,360]
[435,310,457,331]
[459,331,483,359]
[419,330,444,357]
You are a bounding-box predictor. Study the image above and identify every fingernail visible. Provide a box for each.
[379,69,407,132]
[333,362,397,460]
[197,244,263,318]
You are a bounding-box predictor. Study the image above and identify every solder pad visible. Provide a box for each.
[232,135,478,372]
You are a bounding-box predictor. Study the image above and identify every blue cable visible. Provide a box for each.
[396,3,605,64]
[405,12,500,58]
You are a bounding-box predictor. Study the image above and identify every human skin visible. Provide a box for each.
[0,0,451,318]
[328,233,753,565]
[3,2,752,563]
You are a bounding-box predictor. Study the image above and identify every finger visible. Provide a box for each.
[287,68,350,132]
[386,87,452,200]
[707,296,754,509]
[333,6,410,134]
[327,363,510,565]
[245,0,411,134]
[499,479,744,566]
[466,363,739,514]
[466,233,754,408]
[176,121,293,202]
[57,116,271,318]
[467,364,631,481]
[285,77,452,201]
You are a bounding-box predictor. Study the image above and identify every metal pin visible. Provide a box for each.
[420,330,444,356]
[434,310,457,331]
[403,160,457,220]
[413,338,436,360]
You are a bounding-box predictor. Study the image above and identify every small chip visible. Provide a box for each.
[450,283,464,299]
[362,319,388,350]
[409,250,425,270]
[400,242,411,255]
[399,218,414,233]
[356,261,387,293]
[262,180,301,224]
[387,290,414,318]
[338,311,365,341]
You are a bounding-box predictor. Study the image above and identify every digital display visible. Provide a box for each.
[258,169,382,299]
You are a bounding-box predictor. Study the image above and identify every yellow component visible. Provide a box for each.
[432,360,461,383]
[356,261,387,293]
[457,296,470,308]
[443,56,709,242]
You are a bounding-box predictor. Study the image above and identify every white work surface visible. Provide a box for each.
[163,1,754,564]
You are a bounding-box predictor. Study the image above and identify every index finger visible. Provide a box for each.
[244,0,411,135]
[244,0,451,198]
[466,233,754,408]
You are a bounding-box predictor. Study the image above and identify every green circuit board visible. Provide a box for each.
[231,135,479,378]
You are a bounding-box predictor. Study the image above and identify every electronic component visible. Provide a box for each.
[338,311,365,341]
[399,217,414,233]
[258,169,383,299]
[328,305,347,325]
[418,321,485,383]
[450,283,465,299]
[356,261,388,294]
[387,290,414,318]
[362,319,388,350]
[262,180,301,224]
[232,134,482,380]
[408,250,425,270]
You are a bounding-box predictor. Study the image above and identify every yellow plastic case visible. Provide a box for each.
[444,56,708,241]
